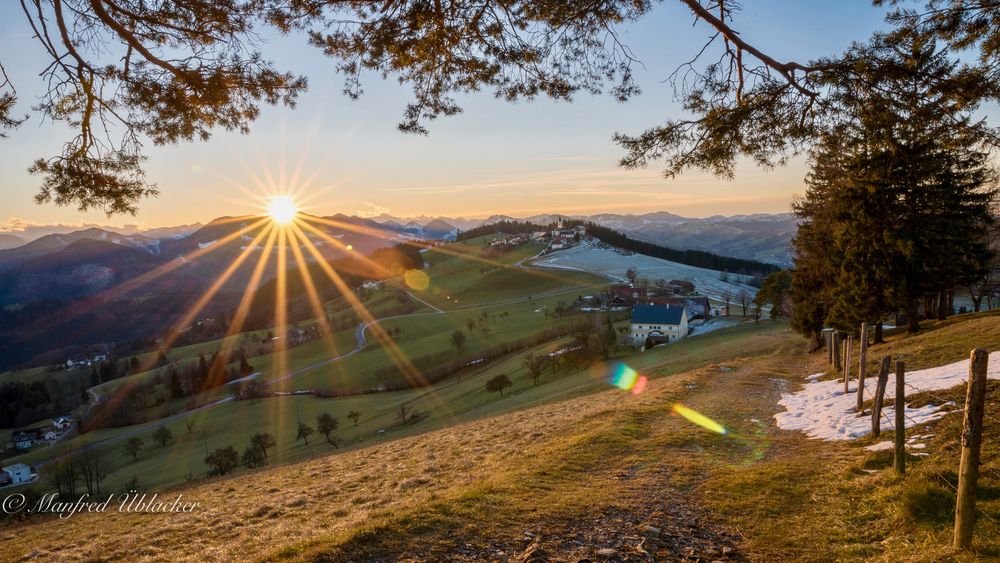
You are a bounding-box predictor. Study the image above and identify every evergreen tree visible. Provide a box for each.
[239,349,253,376]
[168,367,184,400]
[791,36,997,342]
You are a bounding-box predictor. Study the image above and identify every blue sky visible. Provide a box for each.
[0,1,892,229]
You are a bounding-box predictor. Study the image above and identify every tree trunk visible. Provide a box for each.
[937,290,948,321]
[947,290,955,316]
[907,298,921,333]
[874,321,884,344]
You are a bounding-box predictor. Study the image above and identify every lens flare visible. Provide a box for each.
[672,404,727,435]
[404,269,430,291]
[267,196,298,224]
[593,362,648,395]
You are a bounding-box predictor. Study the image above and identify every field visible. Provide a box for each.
[532,240,760,302]
[412,239,605,310]
[5,233,999,561]
[4,312,1000,561]
[0,236,613,479]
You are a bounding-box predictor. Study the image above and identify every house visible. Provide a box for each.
[668,280,696,295]
[1,463,33,485]
[11,431,36,451]
[630,305,689,346]
[606,284,636,306]
[549,237,571,251]
[648,296,711,322]
[53,416,73,430]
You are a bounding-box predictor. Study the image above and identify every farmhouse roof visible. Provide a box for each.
[631,305,686,325]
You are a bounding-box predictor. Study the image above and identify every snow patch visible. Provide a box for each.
[531,240,757,302]
[775,351,1000,441]
[865,441,894,452]
[198,240,217,249]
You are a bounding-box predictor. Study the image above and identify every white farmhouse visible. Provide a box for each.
[630,305,689,346]
[1,463,33,485]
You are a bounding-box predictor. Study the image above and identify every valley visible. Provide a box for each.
[0,220,997,561]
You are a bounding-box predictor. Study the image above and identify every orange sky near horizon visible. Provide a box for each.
[0,0,891,232]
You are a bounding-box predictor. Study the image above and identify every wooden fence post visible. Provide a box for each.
[833,332,842,371]
[857,323,869,412]
[954,349,989,550]
[843,335,853,394]
[894,361,905,475]
[871,357,891,437]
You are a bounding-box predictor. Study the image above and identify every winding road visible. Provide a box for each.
[34,248,600,467]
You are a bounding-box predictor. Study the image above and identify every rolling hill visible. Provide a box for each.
[0,234,23,251]
[0,228,158,272]
[371,211,798,265]
[0,239,200,304]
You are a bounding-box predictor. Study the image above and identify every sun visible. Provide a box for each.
[267,196,298,225]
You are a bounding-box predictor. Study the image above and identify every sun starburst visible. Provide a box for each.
[267,196,298,225]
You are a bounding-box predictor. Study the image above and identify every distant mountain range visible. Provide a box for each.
[0,234,25,251]
[0,211,797,271]
[0,214,416,369]
[0,213,414,306]
[0,209,795,369]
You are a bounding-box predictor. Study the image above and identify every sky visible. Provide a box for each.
[0,1,893,231]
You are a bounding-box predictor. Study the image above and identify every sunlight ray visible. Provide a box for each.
[290,223,431,389]
[296,219,394,279]
[272,226,290,439]
[157,224,276,357]
[292,225,463,425]
[205,225,281,386]
[70,223,276,430]
[18,217,271,347]
[280,227,351,390]
[305,214,592,291]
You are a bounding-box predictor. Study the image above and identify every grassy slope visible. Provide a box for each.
[414,239,605,310]
[3,313,999,561]
[698,310,1000,562]
[0,321,790,561]
[0,237,615,478]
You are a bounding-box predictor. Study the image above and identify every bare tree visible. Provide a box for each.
[737,289,751,316]
[123,437,144,462]
[523,353,550,386]
[295,422,314,446]
[75,448,107,495]
[397,403,412,425]
[317,413,340,447]
[250,432,275,458]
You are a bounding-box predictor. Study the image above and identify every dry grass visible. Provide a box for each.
[3,313,999,561]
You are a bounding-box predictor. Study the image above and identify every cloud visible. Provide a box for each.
[354,202,391,218]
